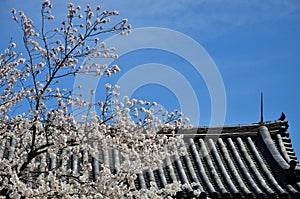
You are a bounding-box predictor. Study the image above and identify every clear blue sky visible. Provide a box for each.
[1,1,299,157]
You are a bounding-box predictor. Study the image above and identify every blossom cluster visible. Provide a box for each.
[0,1,192,198]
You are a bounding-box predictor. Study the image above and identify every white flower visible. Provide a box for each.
[18,58,25,63]
[100,42,106,49]
[89,89,95,95]
[132,99,137,105]
[134,108,138,118]
[38,62,45,67]
[48,15,54,20]
[68,3,74,8]
[184,118,190,123]
[123,96,129,101]
[10,42,16,48]
[105,83,111,90]
[81,115,87,121]
[114,85,120,90]
[112,64,120,72]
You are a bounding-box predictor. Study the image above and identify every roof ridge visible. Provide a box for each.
[165,120,289,136]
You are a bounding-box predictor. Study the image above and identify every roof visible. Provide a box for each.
[160,120,300,198]
[1,120,300,198]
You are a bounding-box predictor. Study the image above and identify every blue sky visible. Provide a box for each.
[1,0,299,157]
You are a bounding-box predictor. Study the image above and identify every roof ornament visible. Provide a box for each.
[289,160,297,171]
[278,112,286,121]
[260,92,264,123]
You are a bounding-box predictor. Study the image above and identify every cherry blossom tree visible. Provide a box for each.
[0,1,192,198]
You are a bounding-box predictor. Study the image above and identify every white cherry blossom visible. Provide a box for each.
[0,1,189,198]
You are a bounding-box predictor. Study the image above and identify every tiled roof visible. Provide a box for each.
[1,120,300,198]
[151,121,300,198]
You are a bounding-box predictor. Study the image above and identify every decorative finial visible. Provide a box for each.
[260,92,263,123]
[278,112,286,121]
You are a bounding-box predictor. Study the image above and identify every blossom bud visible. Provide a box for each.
[11,8,16,14]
